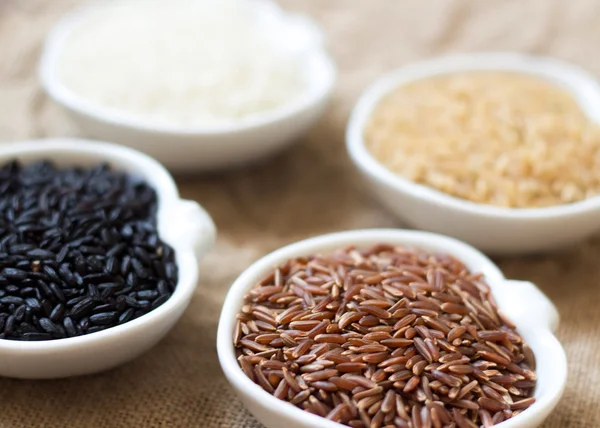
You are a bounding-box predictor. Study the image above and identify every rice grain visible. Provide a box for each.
[0,160,178,340]
[234,244,536,427]
[365,72,600,208]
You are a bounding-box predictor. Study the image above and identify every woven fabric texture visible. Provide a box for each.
[0,0,599,426]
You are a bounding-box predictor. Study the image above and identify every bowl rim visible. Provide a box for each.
[0,138,214,353]
[346,51,600,220]
[216,228,567,428]
[38,0,337,136]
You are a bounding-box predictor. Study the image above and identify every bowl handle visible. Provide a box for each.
[175,199,216,260]
[502,280,559,332]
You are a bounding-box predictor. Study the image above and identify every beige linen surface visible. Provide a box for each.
[1,0,599,426]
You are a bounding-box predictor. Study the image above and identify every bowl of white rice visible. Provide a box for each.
[40,0,336,172]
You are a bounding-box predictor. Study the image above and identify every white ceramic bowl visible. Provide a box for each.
[347,52,600,254]
[0,139,216,379]
[217,229,566,428]
[39,1,336,173]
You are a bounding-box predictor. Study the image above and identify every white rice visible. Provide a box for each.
[57,0,306,127]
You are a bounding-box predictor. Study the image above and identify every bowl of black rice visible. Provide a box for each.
[0,139,216,378]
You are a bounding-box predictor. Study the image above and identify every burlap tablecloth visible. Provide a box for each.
[1,0,599,426]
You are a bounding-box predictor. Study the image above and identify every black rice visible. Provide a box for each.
[0,160,178,340]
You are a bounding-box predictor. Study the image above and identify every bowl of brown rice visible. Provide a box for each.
[216,229,566,428]
[346,52,600,254]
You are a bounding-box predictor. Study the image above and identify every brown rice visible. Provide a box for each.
[364,71,600,208]
[234,244,536,428]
